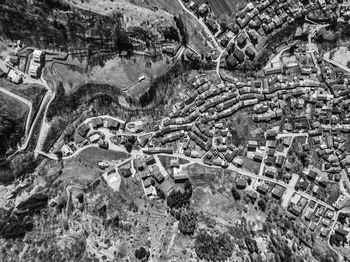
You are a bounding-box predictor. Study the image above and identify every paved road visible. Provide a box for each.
[323,57,350,73]
[0,58,54,157]
[0,86,32,136]
[215,42,230,82]
[155,152,335,210]
[34,75,55,154]
[175,0,226,81]
[307,23,329,74]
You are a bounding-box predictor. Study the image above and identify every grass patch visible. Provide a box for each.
[241,157,261,175]
[0,78,46,123]
[61,147,129,185]
[72,147,130,163]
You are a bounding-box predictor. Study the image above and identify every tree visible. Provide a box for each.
[231,187,241,201]
[258,199,266,212]
[125,142,133,153]
[156,187,165,200]
[163,26,180,42]
[247,177,252,185]
[184,180,192,197]
[174,15,189,45]
[178,209,197,235]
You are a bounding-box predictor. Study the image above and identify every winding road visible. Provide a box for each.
[0,58,54,158]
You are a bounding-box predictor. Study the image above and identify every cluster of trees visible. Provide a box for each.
[338,212,350,223]
[16,193,49,216]
[174,15,188,45]
[166,189,191,209]
[269,235,295,262]
[195,232,234,262]
[0,193,47,240]
[236,48,272,74]
[156,187,166,199]
[166,181,192,209]
[257,199,267,212]
[134,247,150,261]
[130,26,156,45]
[0,215,33,239]
[171,208,197,235]
[124,136,136,153]
[329,234,346,247]
[163,26,180,42]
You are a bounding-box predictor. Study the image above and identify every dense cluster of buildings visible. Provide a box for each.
[0,48,45,84]
[182,0,342,68]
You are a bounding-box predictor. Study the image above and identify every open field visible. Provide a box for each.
[325,46,350,67]
[61,147,129,184]
[52,54,172,96]
[181,12,214,54]
[71,147,129,163]
[0,92,29,120]
[65,0,174,28]
[0,78,46,123]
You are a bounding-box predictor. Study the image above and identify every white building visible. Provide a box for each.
[7,69,22,84]
[61,145,73,156]
[89,134,101,143]
[33,50,44,63]
[28,61,41,78]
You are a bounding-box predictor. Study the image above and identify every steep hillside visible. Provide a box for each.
[0,0,133,53]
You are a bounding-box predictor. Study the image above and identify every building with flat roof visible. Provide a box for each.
[33,50,44,63]
[174,171,188,184]
[7,69,22,84]
[28,61,41,78]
